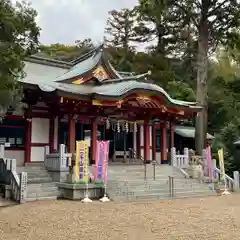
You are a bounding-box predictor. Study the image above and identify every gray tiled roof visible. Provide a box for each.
[20,47,201,110]
[53,50,102,82]
[36,80,201,109]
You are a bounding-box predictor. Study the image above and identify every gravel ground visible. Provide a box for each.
[1,195,240,240]
[0,197,16,207]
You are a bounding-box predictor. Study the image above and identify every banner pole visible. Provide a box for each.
[218,148,230,195]
[100,183,110,202]
[81,141,92,203]
[81,180,93,203]
[100,141,110,202]
[221,177,230,195]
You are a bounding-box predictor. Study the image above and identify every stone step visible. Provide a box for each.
[18,169,49,174]
[27,182,57,188]
[108,185,212,192]
[27,177,53,183]
[26,173,50,178]
[109,187,214,195]
[27,189,59,198]
[27,185,58,193]
[107,180,206,187]
[17,166,46,171]
[110,190,216,201]
[26,196,58,202]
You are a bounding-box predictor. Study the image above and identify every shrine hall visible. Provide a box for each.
[0,45,202,165]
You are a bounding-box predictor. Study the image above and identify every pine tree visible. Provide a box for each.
[104,8,137,51]
[104,8,138,72]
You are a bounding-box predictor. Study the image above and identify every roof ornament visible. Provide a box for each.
[134,122,138,133]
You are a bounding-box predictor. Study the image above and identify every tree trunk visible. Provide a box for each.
[195,22,209,154]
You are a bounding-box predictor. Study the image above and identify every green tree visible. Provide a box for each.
[104,8,138,73]
[137,0,183,55]
[104,8,137,51]
[0,0,40,118]
[39,38,94,62]
[208,46,240,173]
[171,0,240,154]
[138,0,240,153]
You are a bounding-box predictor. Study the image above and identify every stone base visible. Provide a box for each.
[66,173,75,184]
[57,183,104,200]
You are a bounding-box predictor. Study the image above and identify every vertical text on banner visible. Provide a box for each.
[75,141,89,183]
[218,148,225,181]
[94,141,104,183]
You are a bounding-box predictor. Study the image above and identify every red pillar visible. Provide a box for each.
[136,127,140,158]
[91,118,97,165]
[67,114,76,154]
[57,117,60,151]
[143,120,150,163]
[24,118,32,164]
[161,122,168,164]
[170,122,174,148]
[49,117,55,153]
[152,124,156,161]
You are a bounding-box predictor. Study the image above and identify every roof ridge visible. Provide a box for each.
[102,72,151,84]
[26,55,72,69]
[28,54,72,65]
[70,44,104,65]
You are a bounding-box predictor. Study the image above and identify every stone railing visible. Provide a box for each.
[171,147,189,168]
[211,159,239,191]
[44,144,72,182]
[0,145,27,203]
[171,147,240,192]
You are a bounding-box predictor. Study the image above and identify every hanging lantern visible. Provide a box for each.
[117,121,120,133]
[125,121,129,133]
[134,122,137,132]
[106,118,110,129]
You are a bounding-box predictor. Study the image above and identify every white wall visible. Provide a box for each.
[31,118,49,143]
[31,146,45,162]
[31,118,50,162]
[5,150,25,166]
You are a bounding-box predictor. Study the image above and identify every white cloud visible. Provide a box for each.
[26,0,138,44]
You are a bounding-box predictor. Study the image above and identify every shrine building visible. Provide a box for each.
[1,45,202,165]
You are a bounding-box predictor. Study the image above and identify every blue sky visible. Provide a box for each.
[27,0,138,45]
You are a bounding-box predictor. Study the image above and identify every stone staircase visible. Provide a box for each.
[107,164,217,201]
[17,164,59,202]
